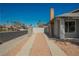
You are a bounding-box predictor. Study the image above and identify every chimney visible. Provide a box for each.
[49,8,54,37]
[50,8,54,21]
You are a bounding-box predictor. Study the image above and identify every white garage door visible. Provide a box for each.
[33,28,44,33]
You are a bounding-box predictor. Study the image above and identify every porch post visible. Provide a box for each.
[60,18,65,39]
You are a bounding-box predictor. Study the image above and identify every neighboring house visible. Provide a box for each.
[0,24,28,32]
[0,25,7,31]
[54,9,79,39]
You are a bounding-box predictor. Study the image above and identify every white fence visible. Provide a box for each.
[33,28,44,33]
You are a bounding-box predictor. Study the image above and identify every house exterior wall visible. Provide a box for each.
[60,18,65,39]
[54,19,58,38]
[54,18,60,38]
[76,19,79,37]
[54,17,65,39]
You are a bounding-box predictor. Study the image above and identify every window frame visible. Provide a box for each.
[65,20,76,34]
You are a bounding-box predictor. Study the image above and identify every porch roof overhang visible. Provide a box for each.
[57,13,79,17]
[56,13,79,20]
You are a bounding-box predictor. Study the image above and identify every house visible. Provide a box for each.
[54,9,79,39]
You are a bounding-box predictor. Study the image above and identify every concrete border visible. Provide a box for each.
[43,33,66,56]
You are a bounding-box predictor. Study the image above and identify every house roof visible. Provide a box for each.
[57,9,79,17]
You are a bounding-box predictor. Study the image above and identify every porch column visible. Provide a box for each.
[60,18,65,39]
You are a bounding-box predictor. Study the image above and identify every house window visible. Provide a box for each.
[65,21,76,33]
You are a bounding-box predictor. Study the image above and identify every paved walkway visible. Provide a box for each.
[30,33,51,56]
[0,32,66,56]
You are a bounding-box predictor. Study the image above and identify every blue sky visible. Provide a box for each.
[0,3,79,27]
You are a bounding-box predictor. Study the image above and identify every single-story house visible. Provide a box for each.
[54,9,79,39]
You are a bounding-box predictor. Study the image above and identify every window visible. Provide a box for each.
[65,21,76,33]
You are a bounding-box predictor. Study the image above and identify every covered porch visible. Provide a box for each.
[54,16,79,39]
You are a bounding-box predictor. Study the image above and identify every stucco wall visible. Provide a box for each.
[54,19,57,37]
[54,19,60,38]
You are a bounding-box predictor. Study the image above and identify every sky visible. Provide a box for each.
[0,3,79,27]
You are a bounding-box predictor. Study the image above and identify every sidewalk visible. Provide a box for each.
[0,34,29,56]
